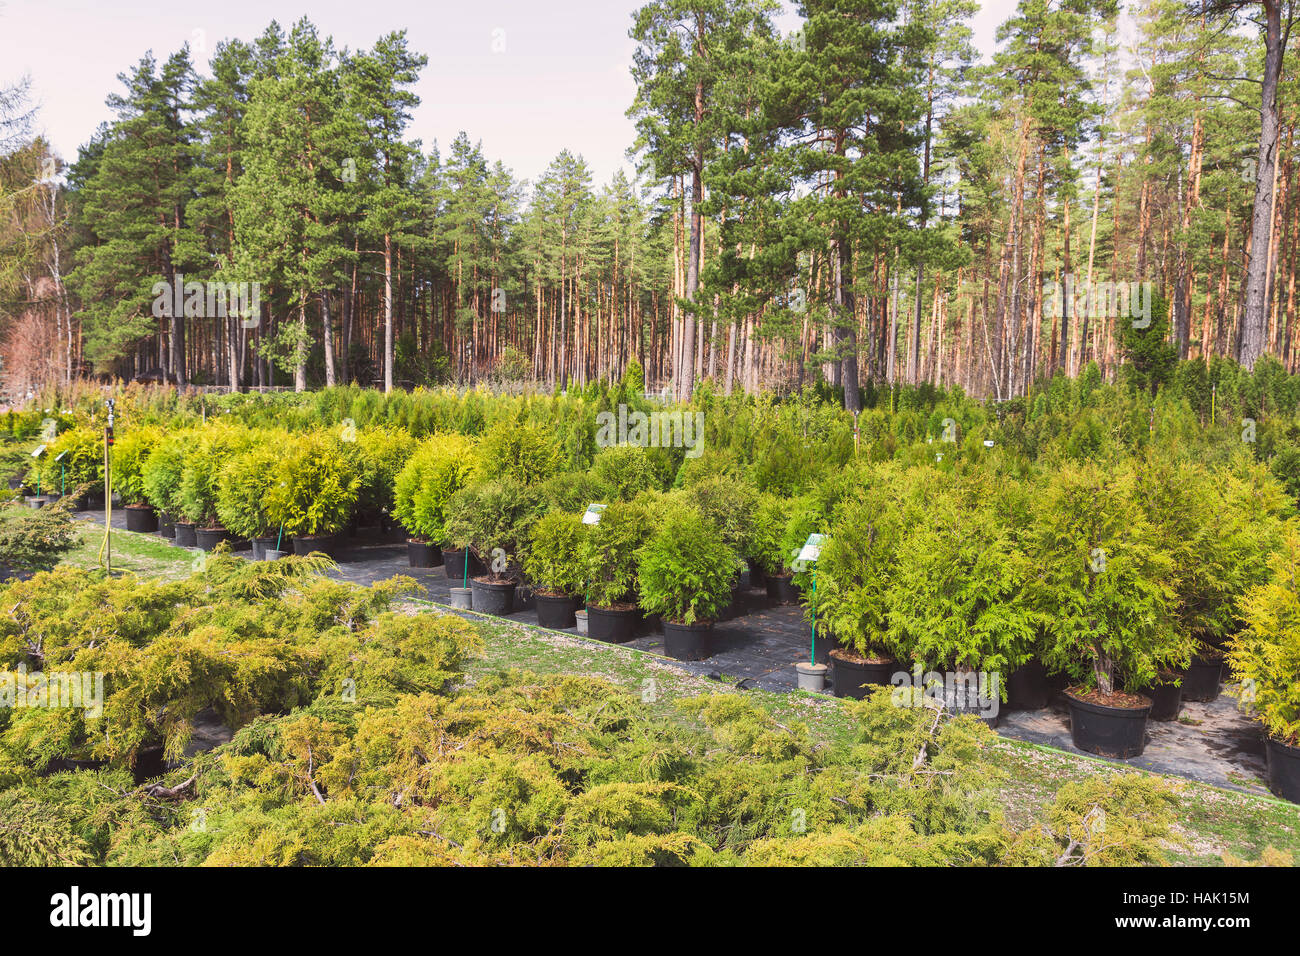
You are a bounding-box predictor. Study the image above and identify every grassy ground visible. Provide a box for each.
[57,524,1300,866]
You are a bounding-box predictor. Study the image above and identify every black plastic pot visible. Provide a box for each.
[663,619,714,661]
[1265,737,1300,804]
[196,527,232,551]
[442,547,483,581]
[1181,654,1224,702]
[124,504,158,533]
[766,573,800,605]
[829,651,896,700]
[535,592,580,630]
[470,577,516,616]
[407,539,442,568]
[1006,659,1051,710]
[173,522,198,548]
[747,560,766,589]
[1147,672,1185,722]
[5,477,21,491]
[292,534,340,558]
[717,585,744,622]
[250,536,278,561]
[586,604,639,644]
[157,512,176,538]
[1066,691,1151,758]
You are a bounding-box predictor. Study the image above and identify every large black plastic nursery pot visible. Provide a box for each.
[157,512,176,538]
[1147,671,1185,722]
[829,649,896,700]
[407,539,442,569]
[173,522,198,548]
[196,526,233,551]
[442,547,483,580]
[124,504,158,533]
[1180,652,1224,702]
[1066,690,1151,758]
[663,620,714,661]
[470,576,516,616]
[1266,737,1300,804]
[765,573,800,605]
[1005,659,1051,710]
[586,604,638,644]
[251,536,279,561]
[292,533,340,558]
[535,592,580,630]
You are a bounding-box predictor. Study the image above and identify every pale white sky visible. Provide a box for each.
[1,0,1025,186]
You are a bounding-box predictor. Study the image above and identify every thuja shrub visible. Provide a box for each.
[108,426,161,505]
[392,433,478,543]
[216,443,285,539]
[681,474,757,561]
[1231,531,1300,747]
[353,426,416,519]
[142,431,192,517]
[1026,463,1182,696]
[579,499,653,607]
[887,478,1037,683]
[591,444,661,501]
[521,511,587,597]
[749,493,793,576]
[40,425,102,493]
[637,504,736,625]
[815,464,927,659]
[476,418,563,485]
[443,478,545,574]
[264,432,361,537]
[177,424,256,527]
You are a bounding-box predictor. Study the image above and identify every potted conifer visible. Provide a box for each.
[521,511,587,629]
[1028,464,1183,759]
[264,432,360,559]
[111,426,162,532]
[636,503,736,661]
[1230,530,1300,803]
[393,433,478,568]
[579,499,652,643]
[443,478,543,616]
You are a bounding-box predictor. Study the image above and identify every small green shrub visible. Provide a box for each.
[1231,530,1300,747]
[476,419,562,485]
[264,432,361,537]
[591,444,661,501]
[177,424,254,527]
[579,499,652,607]
[109,426,162,506]
[443,478,545,576]
[521,512,587,596]
[354,426,416,518]
[637,504,736,625]
[216,443,285,539]
[40,426,102,495]
[141,432,192,517]
[393,434,478,543]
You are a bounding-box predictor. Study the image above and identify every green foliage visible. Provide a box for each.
[591,444,661,501]
[1231,529,1300,746]
[0,497,82,575]
[353,426,416,517]
[476,419,562,485]
[521,511,587,596]
[178,424,255,526]
[1026,463,1183,695]
[392,433,479,543]
[749,493,793,575]
[636,504,737,625]
[141,431,191,516]
[108,425,161,505]
[682,473,757,561]
[216,443,285,538]
[263,431,361,537]
[579,499,653,607]
[443,478,545,572]
[40,425,103,493]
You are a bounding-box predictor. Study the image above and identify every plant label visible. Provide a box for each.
[582,503,606,525]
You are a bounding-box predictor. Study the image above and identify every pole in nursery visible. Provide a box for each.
[104,398,115,574]
[55,450,67,496]
[29,443,44,498]
[793,534,826,691]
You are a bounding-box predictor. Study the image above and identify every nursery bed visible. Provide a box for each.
[66,510,1278,799]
